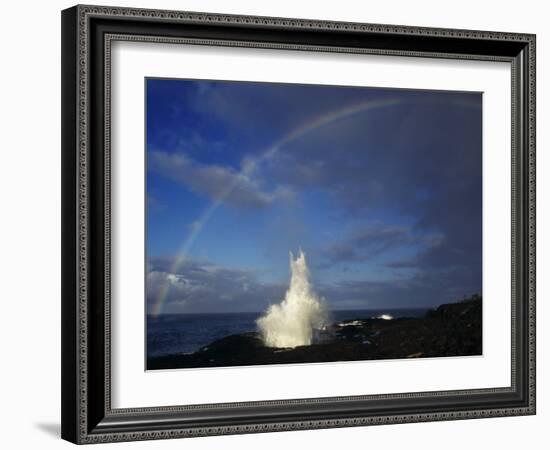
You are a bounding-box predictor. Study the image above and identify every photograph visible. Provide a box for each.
[145,78,483,370]
[57,3,536,444]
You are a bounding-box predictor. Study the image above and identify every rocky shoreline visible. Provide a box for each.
[147,295,482,370]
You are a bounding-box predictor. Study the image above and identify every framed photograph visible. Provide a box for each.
[61,5,536,444]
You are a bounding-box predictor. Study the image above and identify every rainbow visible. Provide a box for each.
[150,98,402,316]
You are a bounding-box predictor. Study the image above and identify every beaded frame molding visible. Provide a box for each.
[61,4,536,444]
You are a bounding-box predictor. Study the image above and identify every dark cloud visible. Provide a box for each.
[319,265,481,310]
[385,260,418,269]
[265,98,482,300]
[319,224,443,267]
[263,99,482,219]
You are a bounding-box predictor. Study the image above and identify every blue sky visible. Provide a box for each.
[146,78,482,314]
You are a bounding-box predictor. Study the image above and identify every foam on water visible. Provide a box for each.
[377,314,393,320]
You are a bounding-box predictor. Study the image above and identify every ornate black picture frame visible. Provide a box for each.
[61,4,536,444]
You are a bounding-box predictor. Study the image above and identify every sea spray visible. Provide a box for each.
[257,250,327,348]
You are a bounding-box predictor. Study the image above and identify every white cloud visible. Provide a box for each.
[149,150,293,209]
[146,258,285,314]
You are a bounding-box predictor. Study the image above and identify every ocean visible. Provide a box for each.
[147,308,429,358]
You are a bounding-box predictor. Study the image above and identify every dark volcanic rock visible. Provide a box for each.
[147,296,482,370]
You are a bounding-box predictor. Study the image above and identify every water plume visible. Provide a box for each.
[257,250,327,348]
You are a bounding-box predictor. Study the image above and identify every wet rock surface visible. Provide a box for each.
[147,296,482,370]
